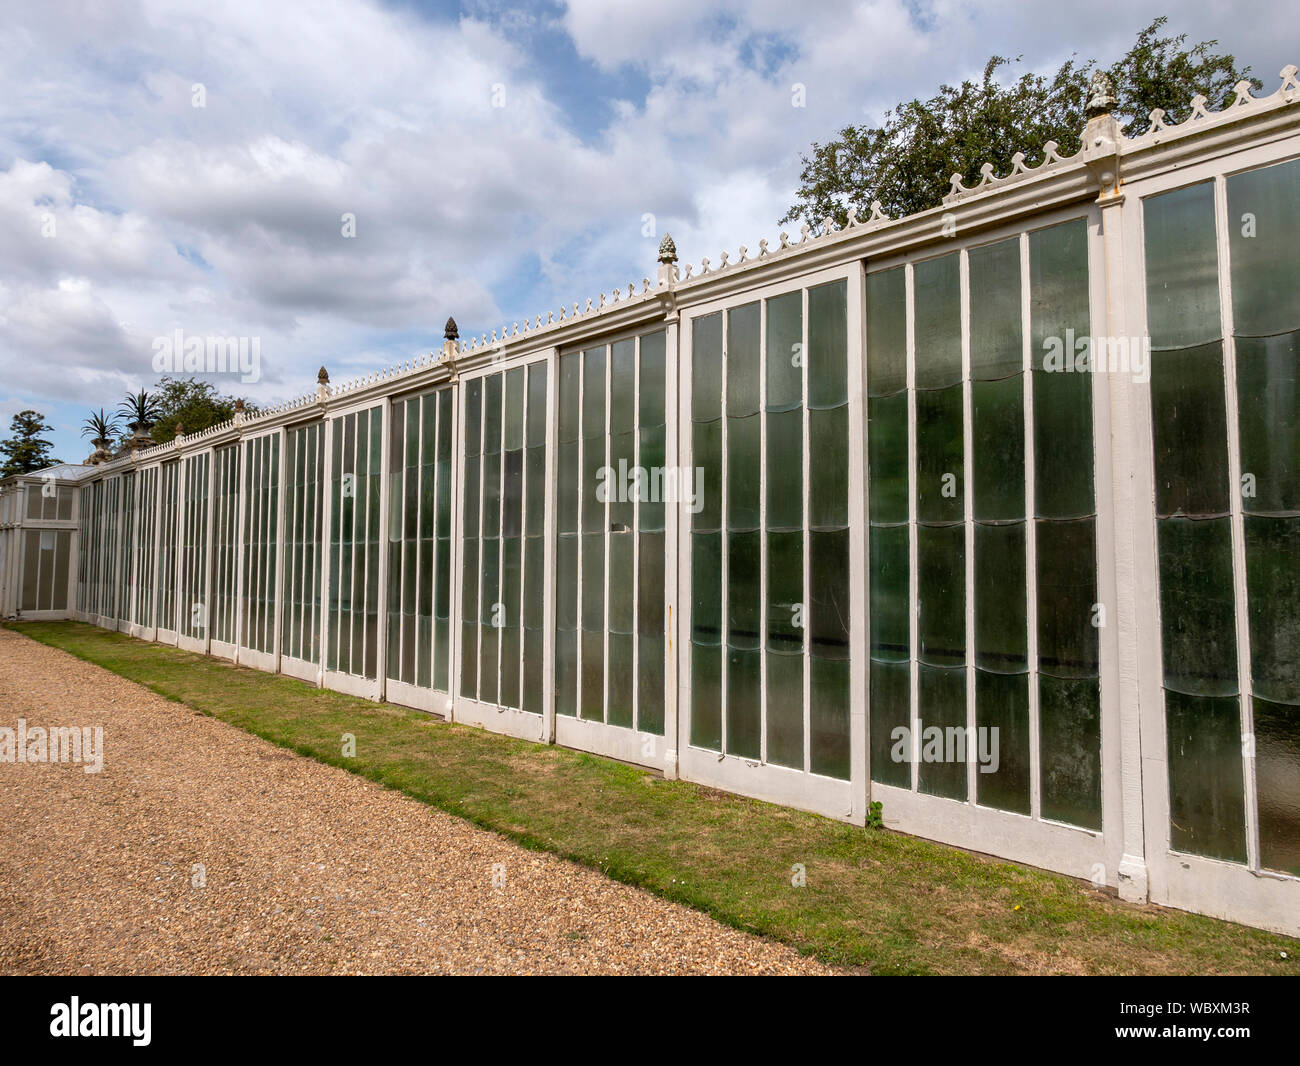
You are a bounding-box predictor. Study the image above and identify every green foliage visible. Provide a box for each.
[868,800,884,830]
[81,408,119,446]
[149,376,257,443]
[0,410,61,478]
[117,388,163,434]
[782,18,1258,227]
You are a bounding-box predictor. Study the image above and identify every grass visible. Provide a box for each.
[8,619,1297,975]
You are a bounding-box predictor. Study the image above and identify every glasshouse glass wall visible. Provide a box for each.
[57,92,1300,935]
[1143,155,1300,879]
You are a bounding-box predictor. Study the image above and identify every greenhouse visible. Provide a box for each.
[3,70,1298,937]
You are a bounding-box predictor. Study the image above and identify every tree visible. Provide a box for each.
[0,410,61,478]
[148,376,257,443]
[782,18,1259,227]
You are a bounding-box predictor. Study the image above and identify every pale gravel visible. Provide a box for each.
[0,627,829,975]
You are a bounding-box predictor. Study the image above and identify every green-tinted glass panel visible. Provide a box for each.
[766,408,802,531]
[582,347,605,440]
[767,649,804,770]
[692,531,722,645]
[975,670,1031,815]
[558,352,579,443]
[869,659,911,787]
[727,647,761,759]
[1165,689,1247,862]
[1235,331,1300,516]
[611,338,635,431]
[691,643,722,750]
[975,520,1027,674]
[809,404,848,530]
[693,419,722,531]
[767,530,803,654]
[1143,182,1221,349]
[913,254,961,389]
[608,631,633,728]
[727,413,761,530]
[1029,218,1091,363]
[727,302,761,417]
[868,392,908,524]
[639,331,667,427]
[917,664,967,801]
[1157,516,1238,696]
[917,522,964,667]
[916,383,963,523]
[808,280,847,409]
[1254,696,1300,876]
[1035,517,1098,680]
[727,530,761,650]
[866,266,907,397]
[810,528,850,661]
[811,656,850,780]
[1149,342,1230,518]
[972,376,1025,521]
[1244,516,1300,705]
[766,291,803,411]
[1038,673,1102,829]
[693,313,723,422]
[1228,157,1300,337]
[868,523,909,663]
[970,237,1023,380]
[638,634,665,736]
[1032,369,1093,520]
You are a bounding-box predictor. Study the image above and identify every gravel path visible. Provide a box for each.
[0,628,827,975]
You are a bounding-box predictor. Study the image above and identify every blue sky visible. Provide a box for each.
[1,0,1294,463]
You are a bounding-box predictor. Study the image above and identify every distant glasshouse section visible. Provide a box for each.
[3,71,1298,938]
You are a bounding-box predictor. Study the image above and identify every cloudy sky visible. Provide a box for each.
[1,0,1293,463]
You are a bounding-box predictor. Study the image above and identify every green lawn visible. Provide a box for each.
[8,619,1296,975]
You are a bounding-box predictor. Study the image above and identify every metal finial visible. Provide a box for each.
[657,233,677,264]
[444,316,459,341]
[234,398,245,412]
[317,366,329,385]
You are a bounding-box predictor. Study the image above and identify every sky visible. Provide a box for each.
[1,0,1294,464]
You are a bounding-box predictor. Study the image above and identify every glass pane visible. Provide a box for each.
[582,347,606,441]
[611,338,635,430]
[1157,516,1237,696]
[767,649,804,769]
[811,656,850,779]
[608,631,634,728]
[809,405,848,529]
[969,237,1023,380]
[727,302,761,417]
[866,266,907,397]
[1228,157,1300,337]
[727,530,761,651]
[917,663,967,801]
[810,528,850,661]
[869,659,911,787]
[975,520,1027,674]
[868,392,908,525]
[1235,331,1300,516]
[975,669,1030,815]
[1143,182,1221,349]
[765,408,802,531]
[868,523,908,663]
[693,419,722,531]
[808,280,847,409]
[693,313,723,422]
[727,413,761,530]
[504,367,524,451]
[766,291,803,411]
[691,531,722,645]
[1038,673,1102,829]
[1254,696,1300,876]
[727,646,761,759]
[1149,342,1230,518]
[1244,516,1300,704]
[916,383,963,524]
[1032,369,1093,520]
[558,352,579,443]
[972,376,1025,522]
[639,330,666,427]
[1029,218,1091,362]
[1165,689,1247,862]
[527,362,548,446]
[767,530,803,654]
[917,522,964,667]
[691,642,723,750]
[638,634,665,736]
[913,254,961,389]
